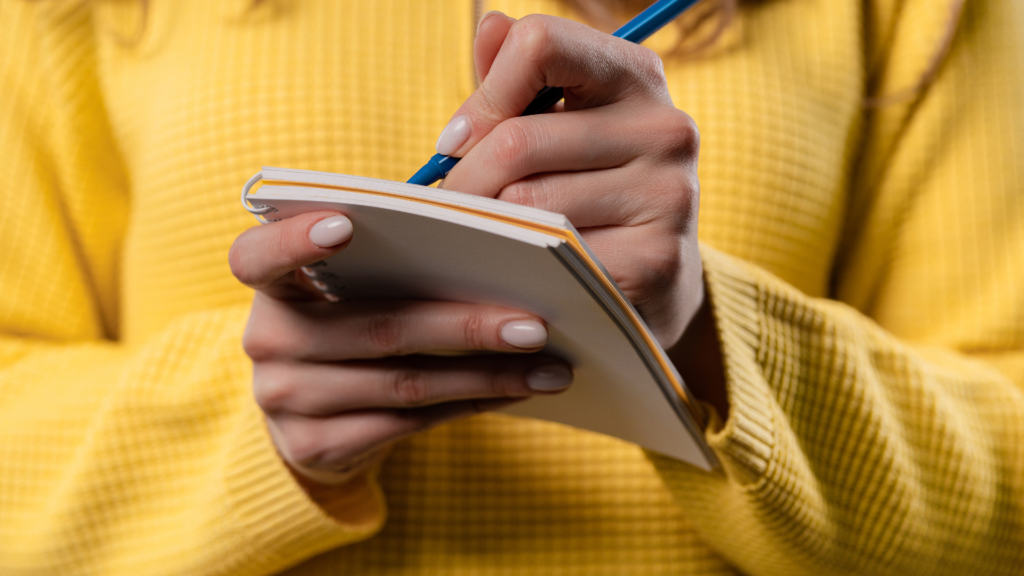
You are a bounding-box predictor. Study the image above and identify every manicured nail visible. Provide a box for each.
[323,293,340,303]
[309,215,353,248]
[500,320,547,349]
[311,280,328,291]
[526,364,573,391]
[300,266,317,277]
[476,10,504,34]
[436,115,471,156]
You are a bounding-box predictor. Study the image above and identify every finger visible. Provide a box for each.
[243,298,550,362]
[442,102,698,201]
[229,212,353,298]
[474,11,516,81]
[254,355,573,416]
[492,158,697,229]
[268,397,524,474]
[435,14,670,158]
[440,106,642,197]
[497,169,650,228]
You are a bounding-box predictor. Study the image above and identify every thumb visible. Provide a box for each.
[228,211,353,300]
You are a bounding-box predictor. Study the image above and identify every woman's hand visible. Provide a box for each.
[229,212,573,488]
[440,12,705,350]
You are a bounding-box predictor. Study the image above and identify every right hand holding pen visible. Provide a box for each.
[228,211,572,487]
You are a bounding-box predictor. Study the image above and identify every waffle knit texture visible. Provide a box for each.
[1,0,1022,574]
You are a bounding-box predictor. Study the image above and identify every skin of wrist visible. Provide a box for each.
[266,414,388,525]
[282,456,384,526]
[667,278,729,425]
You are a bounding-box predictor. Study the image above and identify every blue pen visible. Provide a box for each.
[408,0,702,186]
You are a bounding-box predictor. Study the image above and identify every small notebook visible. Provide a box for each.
[242,167,717,470]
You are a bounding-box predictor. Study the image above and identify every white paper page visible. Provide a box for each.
[251,186,714,470]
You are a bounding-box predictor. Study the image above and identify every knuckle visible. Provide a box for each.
[474,85,506,125]
[485,370,519,399]
[509,15,553,64]
[460,311,489,350]
[500,177,541,209]
[615,239,682,306]
[674,180,700,223]
[253,372,295,414]
[492,119,534,168]
[663,110,700,159]
[655,170,696,209]
[365,313,406,355]
[641,239,683,289]
[278,427,323,465]
[388,368,433,407]
[243,321,283,362]
[635,47,667,83]
[651,169,699,226]
[621,46,667,96]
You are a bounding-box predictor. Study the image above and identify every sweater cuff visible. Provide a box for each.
[698,244,777,486]
[221,362,385,571]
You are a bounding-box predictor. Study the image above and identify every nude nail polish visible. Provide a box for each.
[309,215,353,248]
[500,320,547,349]
[526,364,573,391]
[436,115,471,156]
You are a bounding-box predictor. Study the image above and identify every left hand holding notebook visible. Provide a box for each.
[230,210,574,488]
[441,12,705,351]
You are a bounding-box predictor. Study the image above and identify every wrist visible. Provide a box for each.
[667,279,729,424]
[282,456,385,526]
[265,415,388,525]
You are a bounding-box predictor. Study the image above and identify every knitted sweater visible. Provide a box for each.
[1,0,1022,574]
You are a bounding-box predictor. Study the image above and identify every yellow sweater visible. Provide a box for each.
[1,0,1022,573]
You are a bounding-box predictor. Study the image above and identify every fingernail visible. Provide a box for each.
[500,320,547,349]
[324,293,341,303]
[436,115,471,156]
[300,266,317,277]
[309,215,353,248]
[476,10,503,34]
[526,364,573,391]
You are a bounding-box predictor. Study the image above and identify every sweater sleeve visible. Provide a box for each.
[0,4,383,574]
[649,1,1024,575]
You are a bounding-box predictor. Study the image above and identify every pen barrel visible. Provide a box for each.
[522,86,566,116]
[613,0,700,43]
[408,153,462,186]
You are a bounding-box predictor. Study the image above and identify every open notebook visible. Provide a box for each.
[242,167,717,470]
